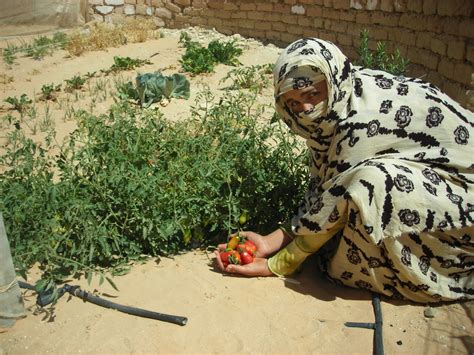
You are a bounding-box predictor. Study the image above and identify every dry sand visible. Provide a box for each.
[0,25,473,354]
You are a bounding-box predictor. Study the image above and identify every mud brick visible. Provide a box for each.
[274,4,291,13]
[447,39,466,60]
[207,1,223,10]
[332,0,350,9]
[240,3,256,11]
[337,33,353,46]
[247,11,265,20]
[319,30,337,42]
[281,14,299,25]
[272,22,287,32]
[422,0,437,15]
[459,19,474,38]
[437,0,473,17]
[281,32,300,43]
[303,28,319,38]
[407,0,422,13]
[288,26,303,35]
[256,3,274,11]
[437,57,455,80]
[339,11,355,22]
[380,0,393,12]
[306,6,323,17]
[216,11,231,19]
[231,12,247,19]
[323,8,340,19]
[255,21,272,31]
[399,14,425,31]
[415,32,431,50]
[466,43,474,64]
[407,46,439,70]
[429,36,447,56]
[223,3,238,11]
[371,12,399,27]
[453,62,473,86]
[298,17,313,27]
[355,12,371,24]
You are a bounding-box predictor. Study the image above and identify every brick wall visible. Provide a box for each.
[88,0,474,110]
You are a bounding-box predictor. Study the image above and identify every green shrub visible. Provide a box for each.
[355,29,410,76]
[0,88,307,288]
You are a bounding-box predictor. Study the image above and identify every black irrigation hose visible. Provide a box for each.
[18,280,188,326]
[344,293,384,355]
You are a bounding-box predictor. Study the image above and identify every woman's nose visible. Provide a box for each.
[302,102,314,112]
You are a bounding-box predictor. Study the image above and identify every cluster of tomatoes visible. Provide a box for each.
[219,233,257,266]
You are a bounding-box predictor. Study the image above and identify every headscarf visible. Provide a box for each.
[273,38,474,302]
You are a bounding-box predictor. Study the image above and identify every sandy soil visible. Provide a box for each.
[0,26,473,354]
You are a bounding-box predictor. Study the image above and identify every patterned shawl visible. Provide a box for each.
[273,38,474,242]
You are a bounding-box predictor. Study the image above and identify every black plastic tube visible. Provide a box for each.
[372,294,384,355]
[18,281,187,326]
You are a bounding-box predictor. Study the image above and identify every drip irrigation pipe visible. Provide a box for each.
[345,293,384,355]
[18,280,187,326]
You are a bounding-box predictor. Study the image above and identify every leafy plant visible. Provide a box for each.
[180,42,216,74]
[179,32,243,74]
[0,87,307,289]
[136,72,190,107]
[4,94,32,113]
[220,64,273,92]
[40,83,62,101]
[207,39,242,66]
[65,75,86,91]
[105,56,151,73]
[356,29,410,76]
[2,46,16,65]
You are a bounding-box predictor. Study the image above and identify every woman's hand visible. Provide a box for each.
[216,229,293,258]
[214,228,293,277]
[214,250,274,277]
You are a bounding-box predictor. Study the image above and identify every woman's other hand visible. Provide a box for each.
[214,250,274,277]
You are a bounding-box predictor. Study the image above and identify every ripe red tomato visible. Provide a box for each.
[237,240,257,256]
[240,251,254,265]
[228,250,241,265]
[219,251,232,267]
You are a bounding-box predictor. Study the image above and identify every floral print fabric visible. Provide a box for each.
[273,38,474,303]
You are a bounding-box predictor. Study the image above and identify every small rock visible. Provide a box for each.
[424,307,436,318]
[397,340,403,346]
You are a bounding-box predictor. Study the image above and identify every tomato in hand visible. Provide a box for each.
[226,234,241,250]
[240,251,254,265]
[228,250,241,265]
[219,251,232,267]
[236,240,257,256]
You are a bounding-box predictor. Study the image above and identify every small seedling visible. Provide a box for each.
[40,83,62,101]
[4,94,33,113]
[105,56,151,74]
[65,75,86,91]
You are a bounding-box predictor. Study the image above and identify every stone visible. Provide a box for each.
[155,8,172,19]
[95,5,114,15]
[124,4,135,15]
[291,5,305,15]
[105,0,124,5]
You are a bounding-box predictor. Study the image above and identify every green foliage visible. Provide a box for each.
[207,39,242,66]
[105,56,151,74]
[220,64,274,92]
[65,75,86,91]
[179,32,243,74]
[2,46,16,65]
[114,72,190,107]
[0,88,307,286]
[136,72,190,107]
[41,83,62,101]
[356,29,410,76]
[4,94,32,113]
[3,32,70,62]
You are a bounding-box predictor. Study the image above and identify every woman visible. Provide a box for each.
[215,38,473,303]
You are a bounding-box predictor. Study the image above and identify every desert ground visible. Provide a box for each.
[0,24,473,354]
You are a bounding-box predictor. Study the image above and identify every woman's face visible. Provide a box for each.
[282,80,328,113]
